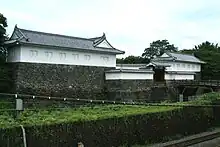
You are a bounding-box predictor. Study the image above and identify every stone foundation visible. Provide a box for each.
[7,62,181,101]
[10,62,114,99]
[105,80,154,101]
[105,80,180,102]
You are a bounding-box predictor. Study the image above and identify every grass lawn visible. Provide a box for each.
[0,105,180,128]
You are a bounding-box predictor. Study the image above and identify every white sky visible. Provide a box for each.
[2,0,220,58]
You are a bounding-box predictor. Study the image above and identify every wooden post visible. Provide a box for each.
[16,98,23,118]
[179,94,183,102]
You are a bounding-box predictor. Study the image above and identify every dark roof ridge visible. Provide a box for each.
[90,33,105,40]
[96,47,123,52]
[8,25,125,55]
[89,36,102,40]
[93,33,106,46]
[166,51,196,57]
[16,26,102,42]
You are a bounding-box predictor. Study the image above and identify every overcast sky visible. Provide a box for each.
[2,0,220,58]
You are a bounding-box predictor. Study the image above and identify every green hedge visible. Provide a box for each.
[189,92,220,105]
[0,106,216,147]
[0,92,220,146]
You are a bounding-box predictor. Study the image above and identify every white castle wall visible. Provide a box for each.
[105,72,153,80]
[7,45,116,67]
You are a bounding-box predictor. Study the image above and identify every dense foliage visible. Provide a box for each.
[117,40,177,64]
[181,41,220,80]
[116,56,149,64]
[187,92,220,105]
[0,14,11,92]
[0,13,8,63]
[142,39,178,59]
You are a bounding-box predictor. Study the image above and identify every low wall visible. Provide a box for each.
[105,69,154,80]
[165,73,195,80]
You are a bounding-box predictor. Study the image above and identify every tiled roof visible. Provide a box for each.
[116,64,147,67]
[147,61,171,67]
[166,71,196,75]
[6,25,124,54]
[105,69,154,73]
[153,52,205,64]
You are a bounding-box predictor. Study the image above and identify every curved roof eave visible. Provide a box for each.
[19,42,124,54]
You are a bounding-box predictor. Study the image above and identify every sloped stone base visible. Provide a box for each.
[10,62,113,99]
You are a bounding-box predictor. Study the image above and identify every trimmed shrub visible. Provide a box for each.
[0,106,215,147]
[0,92,220,146]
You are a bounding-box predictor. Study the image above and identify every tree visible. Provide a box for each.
[142,39,177,59]
[180,41,220,80]
[0,13,8,62]
[194,41,219,52]
[180,49,195,55]
[116,56,149,64]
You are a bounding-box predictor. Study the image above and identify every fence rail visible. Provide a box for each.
[166,80,220,87]
[0,92,220,113]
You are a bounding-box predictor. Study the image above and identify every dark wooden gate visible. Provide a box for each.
[153,67,165,82]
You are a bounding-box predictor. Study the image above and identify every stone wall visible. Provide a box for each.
[10,62,113,99]
[6,62,186,102]
[105,80,180,102]
[105,80,154,101]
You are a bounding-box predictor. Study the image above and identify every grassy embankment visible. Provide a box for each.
[0,92,219,147]
[0,104,179,128]
[1,92,220,128]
